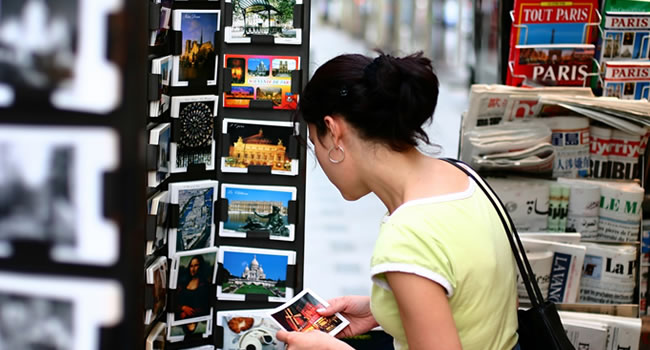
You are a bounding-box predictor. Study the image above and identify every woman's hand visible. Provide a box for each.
[317,296,378,338]
[276,330,354,350]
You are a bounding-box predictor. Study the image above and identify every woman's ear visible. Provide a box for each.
[323,115,344,146]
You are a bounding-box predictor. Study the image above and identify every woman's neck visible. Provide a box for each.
[359,148,466,214]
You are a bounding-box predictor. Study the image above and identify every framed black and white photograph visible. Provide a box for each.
[268,288,349,337]
[150,56,172,117]
[149,0,173,46]
[216,309,285,350]
[221,118,298,176]
[147,191,169,256]
[170,95,218,174]
[217,245,296,302]
[168,180,218,255]
[224,0,302,45]
[169,247,217,325]
[148,123,171,188]
[0,126,119,265]
[219,183,296,241]
[145,322,167,350]
[171,9,220,87]
[145,256,168,325]
[0,0,123,113]
[0,271,123,350]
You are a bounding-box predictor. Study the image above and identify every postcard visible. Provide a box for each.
[168,180,218,255]
[221,118,299,176]
[0,271,122,350]
[172,10,221,87]
[169,248,217,325]
[150,56,172,117]
[170,95,218,173]
[224,0,303,45]
[268,288,349,337]
[216,309,285,350]
[167,315,212,343]
[0,0,124,113]
[217,245,296,302]
[219,183,296,241]
[150,0,173,46]
[147,191,169,255]
[146,322,167,350]
[148,123,171,187]
[224,54,300,110]
[0,126,119,265]
[145,256,168,325]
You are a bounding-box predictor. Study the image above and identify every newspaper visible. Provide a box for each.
[516,250,553,306]
[579,243,637,304]
[519,232,582,244]
[590,125,644,181]
[560,317,609,350]
[520,238,586,303]
[487,177,551,231]
[564,182,601,240]
[461,121,553,169]
[558,311,642,350]
[558,178,643,242]
[538,116,591,178]
[464,84,595,130]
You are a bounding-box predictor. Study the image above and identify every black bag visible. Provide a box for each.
[442,159,575,350]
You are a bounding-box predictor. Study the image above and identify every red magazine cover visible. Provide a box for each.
[508,44,596,86]
[506,0,599,86]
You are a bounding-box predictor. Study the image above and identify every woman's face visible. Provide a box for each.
[189,258,200,277]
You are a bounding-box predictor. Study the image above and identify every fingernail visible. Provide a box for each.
[316,308,326,313]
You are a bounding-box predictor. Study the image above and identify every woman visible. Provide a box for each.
[176,255,210,320]
[276,52,519,350]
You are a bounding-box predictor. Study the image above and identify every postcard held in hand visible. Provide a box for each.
[268,288,350,337]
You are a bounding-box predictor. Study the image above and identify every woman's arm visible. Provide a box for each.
[385,272,462,350]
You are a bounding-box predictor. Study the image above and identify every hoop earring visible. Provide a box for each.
[328,145,345,164]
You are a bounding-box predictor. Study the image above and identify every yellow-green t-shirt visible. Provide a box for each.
[370,180,519,350]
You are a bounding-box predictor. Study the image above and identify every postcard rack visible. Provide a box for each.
[145,0,312,349]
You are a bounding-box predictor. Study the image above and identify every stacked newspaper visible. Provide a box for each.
[559,311,641,350]
[461,85,650,180]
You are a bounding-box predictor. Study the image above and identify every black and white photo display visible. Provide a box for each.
[145,256,168,325]
[0,272,123,350]
[217,245,296,302]
[168,180,218,255]
[170,95,217,173]
[147,191,169,256]
[148,123,171,187]
[0,0,124,113]
[0,126,119,265]
[221,118,298,176]
[219,183,296,241]
[224,0,302,45]
[172,9,220,87]
[169,247,217,326]
[216,309,285,350]
[150,56,172,117]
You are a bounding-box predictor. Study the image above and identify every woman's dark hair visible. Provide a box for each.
[184,255,207,284]
[297,51,439,152]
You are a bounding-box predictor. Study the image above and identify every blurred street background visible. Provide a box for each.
[303,0,495,299]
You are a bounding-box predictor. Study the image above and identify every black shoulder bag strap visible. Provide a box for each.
[440,158,544,305]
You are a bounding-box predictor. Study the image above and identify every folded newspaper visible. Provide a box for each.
[520,238,586,303]
[558,311,641,350]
